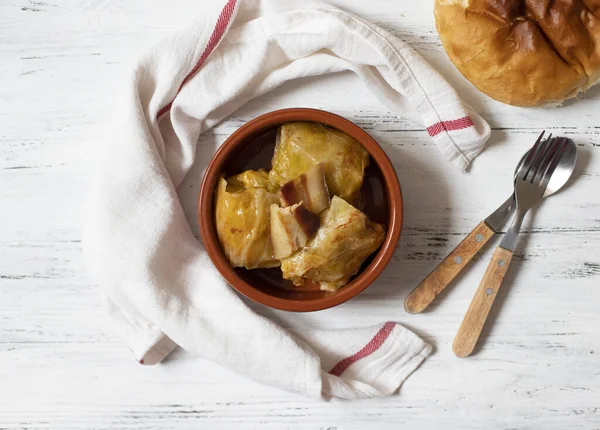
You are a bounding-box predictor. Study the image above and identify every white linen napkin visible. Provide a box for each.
[83,0,490,399]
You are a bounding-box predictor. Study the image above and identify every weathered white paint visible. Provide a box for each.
[1,0,599,428]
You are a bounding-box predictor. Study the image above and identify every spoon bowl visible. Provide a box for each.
[544,137,577,196]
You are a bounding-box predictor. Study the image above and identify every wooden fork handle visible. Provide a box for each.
[404,221,495,314]
[452,247,514,358]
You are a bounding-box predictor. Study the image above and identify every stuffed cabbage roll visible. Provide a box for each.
[280,196,385,292]
[269,122,370,203]
[215,174,280,269]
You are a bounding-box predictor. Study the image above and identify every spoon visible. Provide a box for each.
[452,135,577,357]
[404,132,577,315]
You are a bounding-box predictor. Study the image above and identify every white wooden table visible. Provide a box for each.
[2,0,599,428]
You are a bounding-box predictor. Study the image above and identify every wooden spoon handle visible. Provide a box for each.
[452,247,514,358]
[404,221,495,314]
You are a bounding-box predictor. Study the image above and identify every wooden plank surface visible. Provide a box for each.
[1,0,599,428]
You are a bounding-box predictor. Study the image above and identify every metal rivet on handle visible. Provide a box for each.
[475,234,484,242]
[454,256,463,264]
[498,259,506,267]
[486,288,493,296]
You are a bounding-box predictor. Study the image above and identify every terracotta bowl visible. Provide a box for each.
[199,108,402,312]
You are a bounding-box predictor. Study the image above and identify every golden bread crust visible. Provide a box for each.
[435,0,600,106]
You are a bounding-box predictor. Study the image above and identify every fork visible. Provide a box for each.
[452,136,569,358]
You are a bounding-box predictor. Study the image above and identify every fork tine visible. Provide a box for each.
[532,136,558,184]
[518,131,546,181]
[539,138,567,191]
[525,133,552,182]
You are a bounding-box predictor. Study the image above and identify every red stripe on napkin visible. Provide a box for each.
[157,0,237,120]
[427,116,473,137]
[328,322,395,377]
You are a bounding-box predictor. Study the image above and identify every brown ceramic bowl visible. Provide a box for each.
[199,108,402,312]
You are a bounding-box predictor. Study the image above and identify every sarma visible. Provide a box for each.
[215,174,280,269]
[269,122,370,203]
[280,196,385,292]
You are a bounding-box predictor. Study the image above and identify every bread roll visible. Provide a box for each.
[434,0,600,107]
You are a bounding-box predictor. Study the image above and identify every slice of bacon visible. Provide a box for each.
[279,163,330,214]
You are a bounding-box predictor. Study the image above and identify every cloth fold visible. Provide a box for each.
[84,0,489,399]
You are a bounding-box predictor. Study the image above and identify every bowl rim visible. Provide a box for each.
[198,108,403,312]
